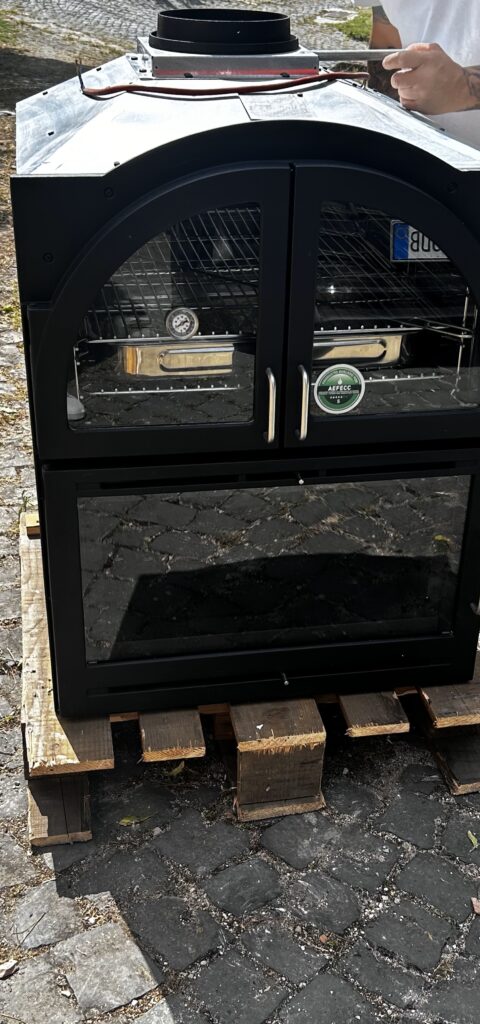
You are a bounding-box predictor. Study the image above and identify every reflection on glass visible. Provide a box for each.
[68,206,260,429]
[78,476,469,664]
[311,203,479,417]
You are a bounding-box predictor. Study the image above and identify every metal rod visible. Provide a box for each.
[315,48,405,63]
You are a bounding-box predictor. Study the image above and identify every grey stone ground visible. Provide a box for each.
[2,2,480,1023]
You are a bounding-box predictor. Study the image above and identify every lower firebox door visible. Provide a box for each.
[41,457,480,716]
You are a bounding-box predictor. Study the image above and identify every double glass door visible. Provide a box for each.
[35,162,480,460]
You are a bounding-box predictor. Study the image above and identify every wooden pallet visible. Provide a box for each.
[19,516,206,846]
[19,514,480,844]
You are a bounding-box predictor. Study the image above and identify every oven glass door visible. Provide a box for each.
[285,166,480,447]
[31,167,291,460]
[78,475,469,666]
[68,204,263,432]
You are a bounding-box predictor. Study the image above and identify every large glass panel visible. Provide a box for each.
[310,203,479,420]
[79,475,469,664]
[67,205,260,429]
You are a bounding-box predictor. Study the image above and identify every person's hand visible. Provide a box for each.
[383,43,473,115]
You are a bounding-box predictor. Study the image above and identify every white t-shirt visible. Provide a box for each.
[357,0,480,148]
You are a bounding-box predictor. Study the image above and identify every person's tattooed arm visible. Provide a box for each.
[368,6,401,99]
[462,67,480,109]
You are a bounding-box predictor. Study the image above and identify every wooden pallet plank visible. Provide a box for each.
[25,512,40,538]
[339,691,410,737]
[231,699,326,752]
[28,776,92,846]
[20,516,115,777]
[236,792,326,822]
[430,725,480,794]
[139,709,206,762]
[419,682,480,729]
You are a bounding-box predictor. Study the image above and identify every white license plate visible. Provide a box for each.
[390,221,447,261]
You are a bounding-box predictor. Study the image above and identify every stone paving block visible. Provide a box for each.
[41,839,98,874]
[241,924,327,983]
[0,955,82,1024]
[399,764,443,796]
[191,949,287,1024]
[465,915,480,956]
[0,772,28,817]
[129,895,222,970]
[375,792,440,848]
[322,826,399,892]
[322,777,382,819]
[153,808,249,877]
[204,858,282,917]
[70,845,168,900]
[91,781,174,839]
[340,943,426,1011]
[262,813,341,869]
[441,813,480,864]
[289,870,360,934]
[133,996,210,1024]
[0,726,23,770]
[396,853,476,921]
[277,972,374,1024]
[7,878,84,949]
[427,957,480,1024]
[365,898,454,971]
[0,831,35,889]
[0,694,13,717]
[47,921,158,1014]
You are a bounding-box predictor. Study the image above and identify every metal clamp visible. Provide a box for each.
[265,367,276,444]
[298,365,309,441]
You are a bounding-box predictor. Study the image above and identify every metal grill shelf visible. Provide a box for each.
[315,207,475,332]
[80,206,261,343]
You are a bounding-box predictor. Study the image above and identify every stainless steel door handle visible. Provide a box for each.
[298,365,309,441]
[265,367,276,443]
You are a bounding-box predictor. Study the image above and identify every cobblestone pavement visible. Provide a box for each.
[2,3,480,1024]
[13,0,362,53]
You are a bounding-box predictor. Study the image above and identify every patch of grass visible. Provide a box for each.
[332,10,372,43]
[0,9,18,47]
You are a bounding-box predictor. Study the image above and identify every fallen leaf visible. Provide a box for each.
[318,934,329,944]
[0,959,18,980]
[472,897,480,914]
[468,830,479,849]
[168,760,185,777]
[119,813,156,826]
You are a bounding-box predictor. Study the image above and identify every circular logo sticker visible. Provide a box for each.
[313,363,365,415]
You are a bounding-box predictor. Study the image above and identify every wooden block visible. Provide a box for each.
[28,775,92,846]
[236,792,326,822]
[212,712,235,741]
[231,699,326,812]
[25,512,40,538]
[110,711,139,723]
[237,743,325,806]
[198,703,230,715]
[231,699,326,752]
[20,516,115,777]
[419,682,480,729]
[339,691,410,737]
[139,708,206,762]
[430,725,480,794]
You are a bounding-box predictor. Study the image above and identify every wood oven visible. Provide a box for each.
[11,9,480,715]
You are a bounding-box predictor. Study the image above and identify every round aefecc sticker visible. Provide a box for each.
[313,363,365,415]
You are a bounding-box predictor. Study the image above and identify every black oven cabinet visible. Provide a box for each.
[10,59,480,716]
[11,62,480,462]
